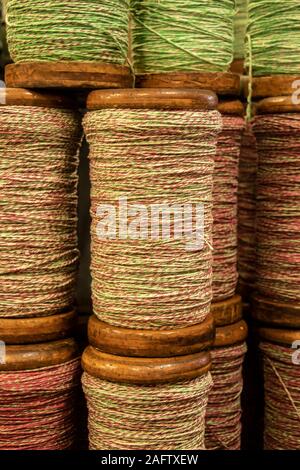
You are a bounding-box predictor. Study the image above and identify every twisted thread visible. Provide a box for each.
[6,0,129,65]
[205,342,247,450]
[247,0,300,75]
[237,124,258,290]
[213,116,245,301]
[0,106,81,317]
[84,108,222,329]
[82,372,213,450]
[233,0,248,60]
[260,341,300,450]
[252,114,300,303]
[132,0,235,74]
[0,358,81,450]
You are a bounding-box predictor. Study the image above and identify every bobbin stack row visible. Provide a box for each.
[2,0,298,451]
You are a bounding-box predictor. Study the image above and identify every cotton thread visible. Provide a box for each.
[84,109,222,329]
[132,0,235,74]
[260,341,300,450]
[247,0,300,75]
[0,106,81,317]
[213,116,245,301]
[0,358,81,450]
[237,124,258,291]
[6,0,130,65]
[82,372,213,450]
[205,343,247,450]
[252,114,300,303]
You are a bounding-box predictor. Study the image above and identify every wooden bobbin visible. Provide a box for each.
[136,72,241,97]
[252,294,300,329]
[0,338,79,372]
[258,326,300,348]
[217,99,245,117]
[211,295,243,328]
[88,314,214,358]
[0,87,76,109]
[5,62,133,90]
[255,96,300,115]
[82,347,211,385]
[248,75,300,99]
[0,310,77,344]
[86,88,218,111]
[213,320,248,349]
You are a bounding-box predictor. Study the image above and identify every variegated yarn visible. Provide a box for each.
[0,106,81,317]
[213,116,245,301]
[252,114,300,303]
[205,342,247,450]
[237,124,258,292]
[82,372,213,450]
[84,108,222,329]
[260,341,300,450]
[6,0,129,65]
[0,358,81,450]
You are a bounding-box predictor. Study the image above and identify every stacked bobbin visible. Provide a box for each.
[250,95,300,450]
[82,89,221,450]
[0,89,82,449]
[133,1,247,449]
[3,1,137,450]
[4,0,133,90]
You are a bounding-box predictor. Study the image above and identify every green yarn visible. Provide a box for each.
[6,0,129,64]
[132,0,235,74]
[233,0,248,60]
[247,0,300,76]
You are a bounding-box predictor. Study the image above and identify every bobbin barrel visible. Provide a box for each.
[253,295,300,329]
[86,88,218,110]
[0,310,77,344]
[0,338,79,371]
[0,87,77,108]
[211,295,243,327]
[213,320,248,348]
[88,314,214,358]
[82,347,211,385]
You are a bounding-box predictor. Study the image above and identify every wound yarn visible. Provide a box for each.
[132,0,235,74]
[0,358,81,450]
[247,0,300,75]
[213,116,245,301]
[205,342,247,450]
[252,114,300,303]
[237,123,258,291]
[0,106,81,317]
[260,341,300,450]
[233,0,248,60]
[6,0,130,65]
[84,108,222,329]
[82,372,213,450]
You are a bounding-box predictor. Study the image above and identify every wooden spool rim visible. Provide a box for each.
[218,99,245,117]
[0,338,79,371]
[5,62,133,90]
[211,294,243,327]
[88,313,214,358]
[82,346,211,385]
[214,320,248,348]
[136,72,241,96]
[0,310,77,344]
[258,326,300,347]
[250,75,300,98]
[87,88,218,110]
[0,88,76,109]
[255,96,300,115]
[252,294,300,329]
